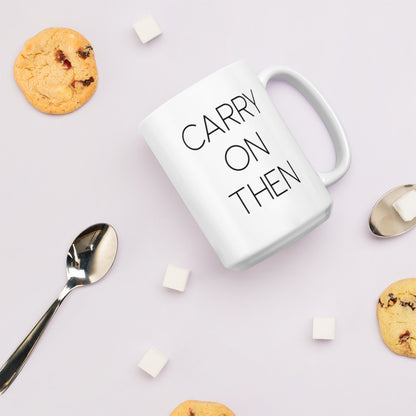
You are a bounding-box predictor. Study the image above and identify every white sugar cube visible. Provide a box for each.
[312,317,335,340]
[133,15,162,44]
[163,264,191,292]
[138,347,168,378]
[393,190,416,222]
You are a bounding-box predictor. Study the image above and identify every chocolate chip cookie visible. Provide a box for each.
[14,27,97,114]
[377,278,416,357]
[170,401,235,416]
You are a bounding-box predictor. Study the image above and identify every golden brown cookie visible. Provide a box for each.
[14,27,97,114]
[377,278,416,357]
[170,400,235,416]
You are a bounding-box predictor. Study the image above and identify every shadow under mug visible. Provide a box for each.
[140,60,351,270]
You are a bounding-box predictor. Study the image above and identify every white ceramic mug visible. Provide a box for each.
[140,61,351,270]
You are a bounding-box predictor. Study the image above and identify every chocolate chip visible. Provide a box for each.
[77,45,93,59]
[378,298,385,307]
[71,77,95,88]
[387,293,397,306]
[77,50,89,59]
[55,50,71,70]
[400,301,416,311]
[55,50,65,62]
[63,59,71,70]
[189,410,195,416]
[82,77,94,86]
[399,330,411,343]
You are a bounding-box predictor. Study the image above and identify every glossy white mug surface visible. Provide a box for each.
[140,61,350,270]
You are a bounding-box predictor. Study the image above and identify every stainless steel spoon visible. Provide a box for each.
[0,223,118,394]
[369,185,416,237]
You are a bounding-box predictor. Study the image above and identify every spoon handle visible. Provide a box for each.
[0,297,63,395]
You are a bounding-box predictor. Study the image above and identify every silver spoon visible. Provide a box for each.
[0,223,118,394]
[369,185,416,237]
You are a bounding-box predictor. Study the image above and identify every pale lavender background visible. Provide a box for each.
[0,0,414,414]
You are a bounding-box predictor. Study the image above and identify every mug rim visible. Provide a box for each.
[139,59,248,130]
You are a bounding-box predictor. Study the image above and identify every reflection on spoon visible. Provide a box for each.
[0,223,118,395]
[369,185,416,237]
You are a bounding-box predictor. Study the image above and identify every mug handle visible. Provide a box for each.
[258,66,351,187]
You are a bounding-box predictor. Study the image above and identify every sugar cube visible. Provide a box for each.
[312,317,335,340]
[133,15,162,44]
[393,190,416,222]
[163,264,191,292]
[138,347,168,378]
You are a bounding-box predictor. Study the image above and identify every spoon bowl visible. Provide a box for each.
[0,223,118,394]
[369,185,416,237]
[66,223,118,286]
